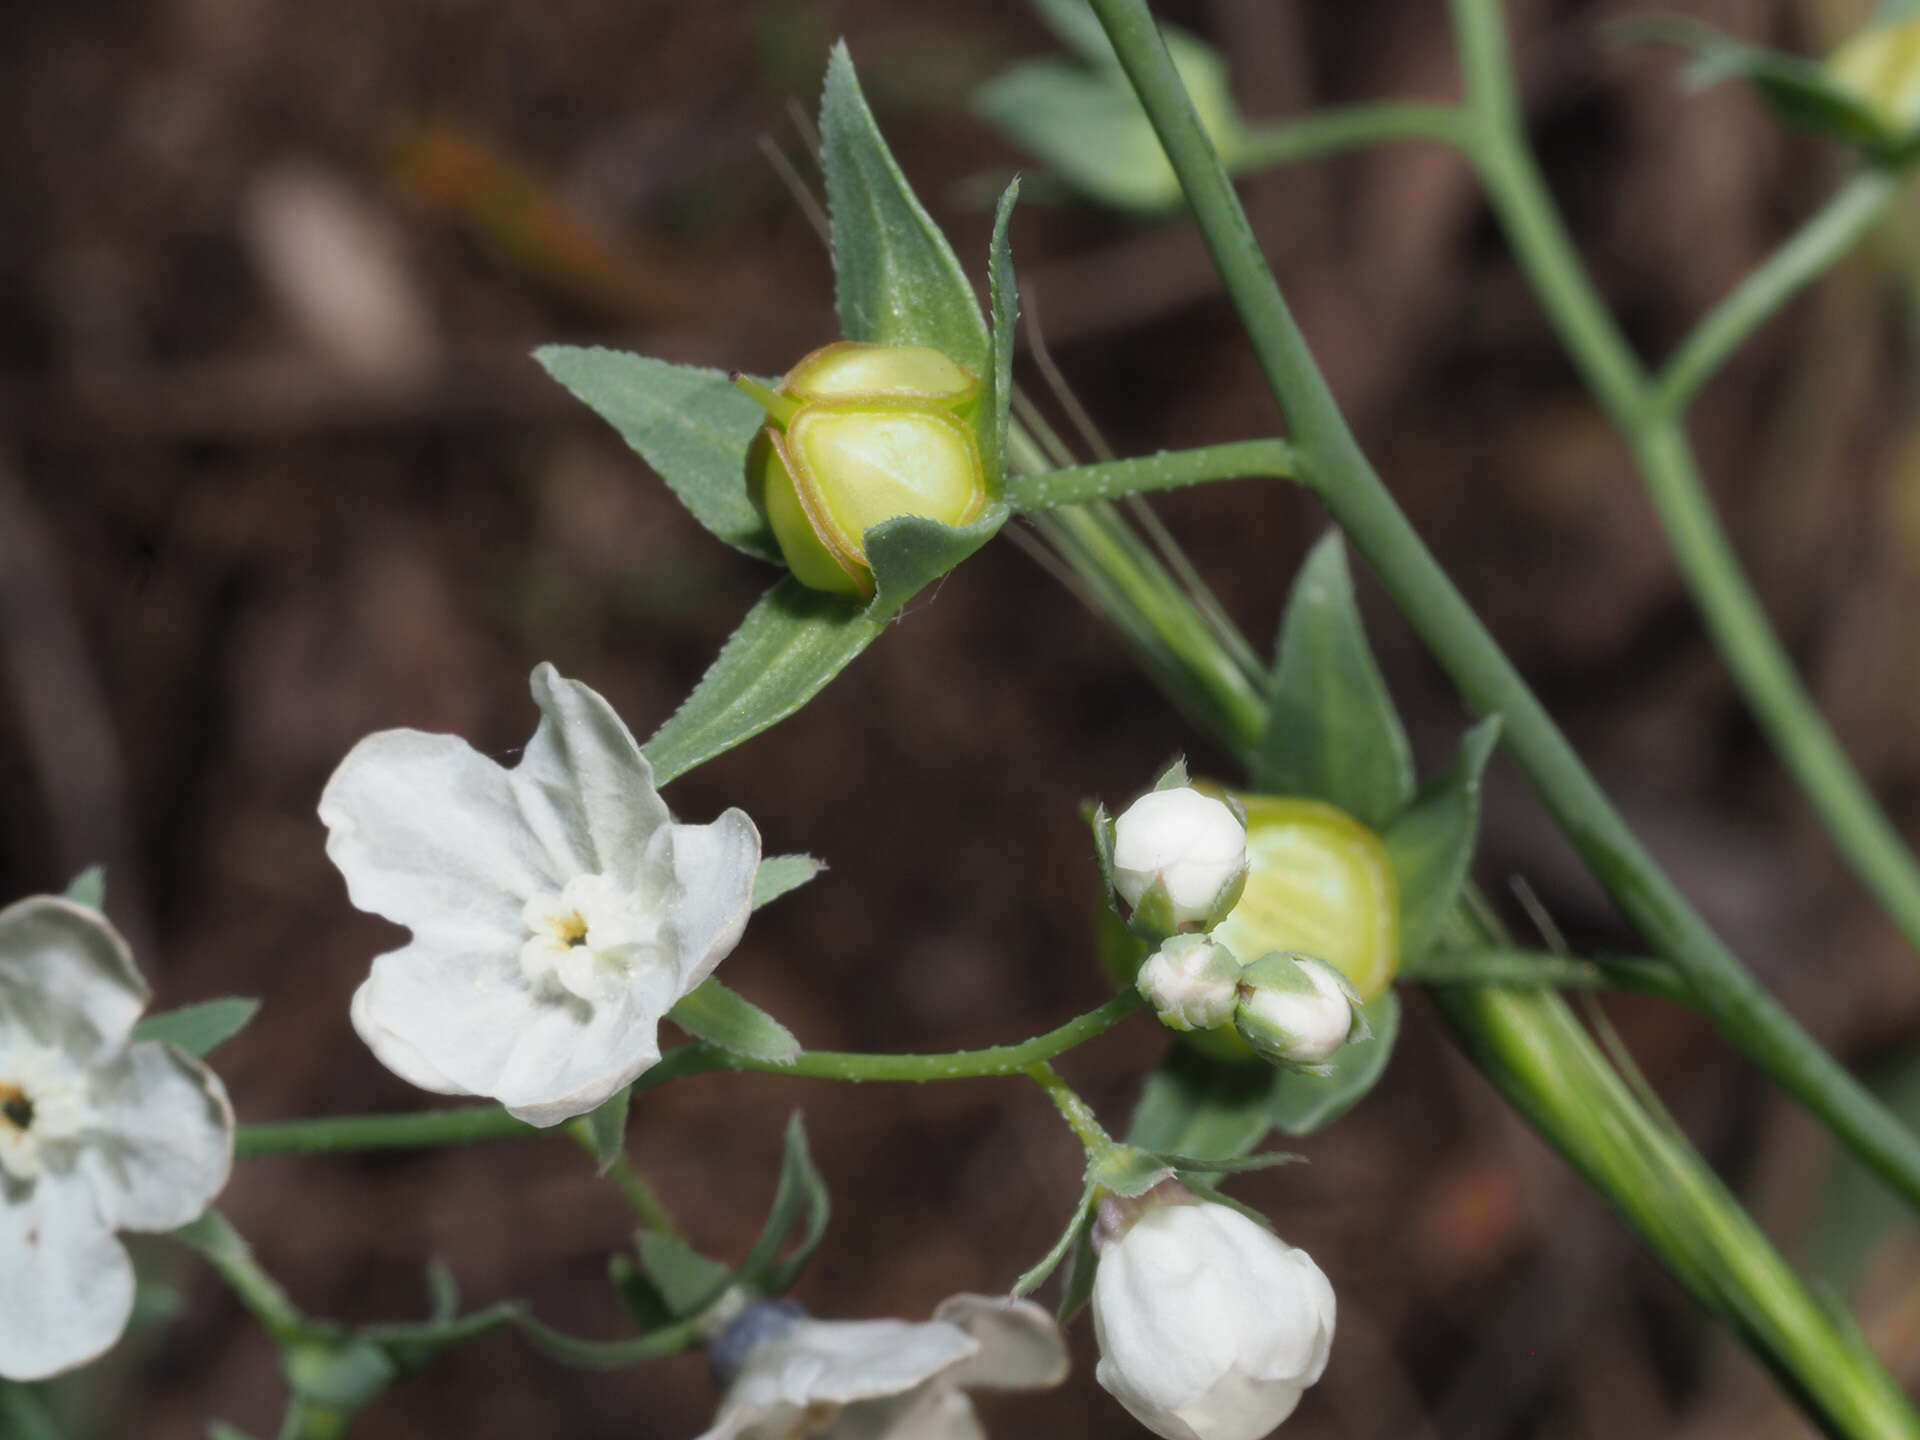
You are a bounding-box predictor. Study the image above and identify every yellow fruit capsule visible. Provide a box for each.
[1208,795,1400,1004]
[1830,18,1920,134]
[741,343,991,600]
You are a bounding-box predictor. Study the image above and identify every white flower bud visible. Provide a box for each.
[1111,788,1247,935]
[1233,955,1367,1073]
[1092,1187,1334,1440]
[1137,935,1241,1032]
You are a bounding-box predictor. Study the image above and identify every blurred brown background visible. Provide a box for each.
[5,0,1920,1435]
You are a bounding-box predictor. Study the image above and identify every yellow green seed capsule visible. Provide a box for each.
[740,343,991,599]
[1829,17,1920,135]
[1208,795,1400,1004]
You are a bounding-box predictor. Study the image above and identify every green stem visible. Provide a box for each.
[563,1120,682,1237]
[1449,0,1920,964]
[1654,173,1898,417]
[1087,0,1920,1213]
[236,993,1143,1157]
[1405,946,1693,1003]
[1006,438,1299,511]
[1026,1059,1123,1167]
[1234,102,1467,169]
[173,1210,307,1345]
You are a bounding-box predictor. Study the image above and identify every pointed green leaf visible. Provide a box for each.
[754,854,825,910]
[1127,1043,1282,1162]
[62,865,105,911]
[1013,1184,1096,1298]
[637,1232,735,1319]
[1266,990,1401,1136]
[608,1252,673,1331]
[131,998,261,1058]
[536,348,780,564]
[1056,1221,1098,1323]
[982,180,1019,491]
[668,978,800,1066]
[1384,717,1501,967]
[581,1086,631,1175]
[820,43,989,375]
[1255,533,1414,829]
[735,1112,831,1296]
[425,1259,459,1323]
[642,578,883,786]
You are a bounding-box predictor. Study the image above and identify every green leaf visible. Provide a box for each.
[668,978,800,1066]
[642,578,882,786]
[535,348,780,565]
[1013,1184,1097,1298]
[425,1259,459,1323]
[1384,717,1501,967]
[62,865,105,911]
[735,1112,831,1295]
[821,42,990,376]
[131,998,261,1058]
[607,1252,672,1331]
[0,1384,64,1440]
[636,1232,735,1319]
[1055,1220,1099,1323]
[1266,990,1401,1136]
[581,1086,631,1175]
[867,505,1007,613]
[1127,1043,1282,1162]
[754,854,825,910]
[982,180,1019,493]
[1255,532,1414,830]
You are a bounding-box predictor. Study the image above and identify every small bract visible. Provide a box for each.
[740,342,991,599]
[700,1293,1069,1440]
[0,897,234,1381]
[1092,1183,1334,1440]
[1111,787,1248,935]
[320,664,760,1126]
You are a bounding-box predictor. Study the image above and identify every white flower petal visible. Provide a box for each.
[931,1295,1070,1393]
[79,1041,234,1232]
[512,663,671,884]
[321,729,557,939]
[665,809,761,991]
[0,1169,134,1381]
[0,899,147,1062]
[834,1383,987,1440]
[348,975,472,1097]
[488,965,679,1126]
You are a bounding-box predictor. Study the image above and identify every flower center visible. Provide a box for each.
[0,1044,92,1181]
[0,1084,34,1133]
[518,873,654,1003]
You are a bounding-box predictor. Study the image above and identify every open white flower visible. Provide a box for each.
[701,1293,1069,1440]
[321,663,760,1126]
[0,897,234,1381]
[1093,1185,1334,1440]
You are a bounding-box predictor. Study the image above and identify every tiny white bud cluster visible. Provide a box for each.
[1135,934,1241,1032]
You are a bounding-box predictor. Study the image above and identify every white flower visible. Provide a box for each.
[1112,788,1247,933]
[1137,934,1241,1032]
[1093,1188,1334,1440]
[1233,954,1367,1073]
[0,897,234,1381]
[701,1293,1069,1440]
[321,663,760,1126]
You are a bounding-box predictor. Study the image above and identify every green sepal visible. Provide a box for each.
[1150,1147,1301,1174]
[1085,1144,1172,1198]
[983,180,1020,492]
[535,348,781,564]
[867,505,1007,611]
[62,865,105,911]
[1256,533,1415,830]
[131,998,261,1058]
[580,1086,631,1176]
[1266,990,1402,1136]
[636,1232,736,1320]
[754,853,825,910]
[1151,756,1191,791]
[1054,1219,1099,1323]
[1085,801,1122,916]
[1621,17,1920,161]
[1012,1183,1097,1299]
[1127,1042,1282,1164]
[1384,717,1501,967]
[669,978,801,1067]
[821,43,990,376]
[735,1112,831,1296]
[1175,1176,1275,1229]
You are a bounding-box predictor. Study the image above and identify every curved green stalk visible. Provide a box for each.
[235,993,1142,1157]
[1085,0,1920,1215]
[1234,102,1466,170]
[1447,0,1920,963]
[1007,438,1299,510]
[1405,946,1693,1003]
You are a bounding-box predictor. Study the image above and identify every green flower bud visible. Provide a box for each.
[1136,934,1241,1033]
[740,343,991,599]
[1830,17,1920,135]
[1233,952,1369,1074]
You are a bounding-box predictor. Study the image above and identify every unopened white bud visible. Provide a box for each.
[1093,1186,1335,1440]
[1137,934,1241,1032]
[1234,954,1367,1073]
[1111,787,1247,935]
